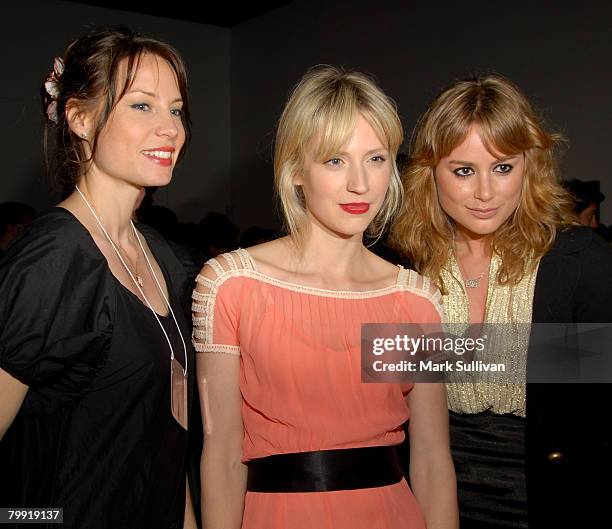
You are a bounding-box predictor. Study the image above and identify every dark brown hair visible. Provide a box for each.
[42,26,191,194]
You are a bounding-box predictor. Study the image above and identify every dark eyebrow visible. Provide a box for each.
[127,89,183,104]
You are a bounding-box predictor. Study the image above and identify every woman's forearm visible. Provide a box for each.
[201,452,248,529]
[410,453,458,529]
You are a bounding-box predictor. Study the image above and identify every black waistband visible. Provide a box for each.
[246,445,403,493]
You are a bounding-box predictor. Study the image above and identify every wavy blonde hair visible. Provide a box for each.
[390,74,577,292]
[274,65,403,245]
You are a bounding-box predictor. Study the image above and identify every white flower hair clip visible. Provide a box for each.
[44,57,64,123]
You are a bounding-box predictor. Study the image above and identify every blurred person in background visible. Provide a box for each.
[0,202,35,259]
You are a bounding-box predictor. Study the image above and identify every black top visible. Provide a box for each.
[528,226,612,527]
[531,225,612,323]
[0,208,195,529]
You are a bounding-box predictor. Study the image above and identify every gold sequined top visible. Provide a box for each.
[440,253,539,417]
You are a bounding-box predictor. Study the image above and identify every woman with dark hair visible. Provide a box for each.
[391,74,612,528]
[0,27,196,529]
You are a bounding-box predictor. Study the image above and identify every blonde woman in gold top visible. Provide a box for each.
[391,74,612,528]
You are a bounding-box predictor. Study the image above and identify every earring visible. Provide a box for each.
[81,131,87,139]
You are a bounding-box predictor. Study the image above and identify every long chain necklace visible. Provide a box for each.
[75,185,188,380]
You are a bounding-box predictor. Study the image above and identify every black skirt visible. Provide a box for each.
[450,410,527,529]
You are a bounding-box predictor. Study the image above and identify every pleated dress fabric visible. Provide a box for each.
[193,249,443,529]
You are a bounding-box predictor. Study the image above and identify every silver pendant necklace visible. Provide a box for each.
[454,248,489,289]
[464,274,485,289]
[131,249,144,288]
[117,237,144,287]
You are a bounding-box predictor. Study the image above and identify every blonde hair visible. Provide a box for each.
[274,65,403,245]
[390,74,577,292]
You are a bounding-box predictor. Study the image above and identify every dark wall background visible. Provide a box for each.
[232,0,612,228]
[3,1,611,228]
[3,1,231,222]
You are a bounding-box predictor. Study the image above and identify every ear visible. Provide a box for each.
[65,98,95,139]
[293,170,304,186]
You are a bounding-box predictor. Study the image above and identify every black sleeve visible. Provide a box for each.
[573,232,612,322]
[0,218,113,413]
[527,229,612,527]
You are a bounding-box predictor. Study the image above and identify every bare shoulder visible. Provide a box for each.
[243,237,295,278]
[365,249,403,283]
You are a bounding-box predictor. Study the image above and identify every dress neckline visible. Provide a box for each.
[53,206,171,318]
[228,248,407,299]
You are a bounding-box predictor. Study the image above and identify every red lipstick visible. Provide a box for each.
[142,147,175,167]
[340,202,370,214]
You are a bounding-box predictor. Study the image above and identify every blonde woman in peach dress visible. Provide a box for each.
[192,66,458,529]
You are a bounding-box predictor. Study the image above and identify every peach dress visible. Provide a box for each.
[193,249,443,529]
